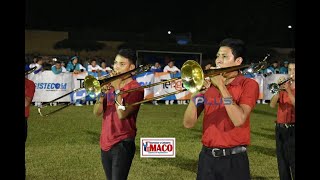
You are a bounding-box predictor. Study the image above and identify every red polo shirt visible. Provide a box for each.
[25,78,35,118]
[100,80,144,151]
[202,75,259,148]
[277,89,295,124]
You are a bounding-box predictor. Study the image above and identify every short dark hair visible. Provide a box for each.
[90,58,97,63]
[55,61,61,64]
[118,49,137,65]
[219,38,246,60]
[35,56,43,63]
[71,56,78,61]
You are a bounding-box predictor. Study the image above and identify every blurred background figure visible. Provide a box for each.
[163,61,183,105]
[163,60,180,74]
[151,62,162,72]
[29,56,44,74]
[279,60,289,74]
[66,56,86,74]
[88,58,103,78]
[264,60,279,75]
[51,60,67,75]
[61,61,66,68]
[100,61,113,75]
[150,62,162,105]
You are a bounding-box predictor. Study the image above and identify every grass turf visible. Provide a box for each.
[26,103,279,179]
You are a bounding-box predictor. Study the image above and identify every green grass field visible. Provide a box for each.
[26,103,279,180]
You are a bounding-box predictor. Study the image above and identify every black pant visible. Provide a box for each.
[25,117,28,180]
[101,139,136,180]
[196,148,250,180]
[276,125,295,180]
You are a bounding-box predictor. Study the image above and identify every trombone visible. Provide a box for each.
[268,76,293,94]
[25,66,37,75]
[37,64,152,117]
[114,55,270,110]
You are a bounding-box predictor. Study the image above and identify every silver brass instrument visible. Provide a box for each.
[241,54,269,75]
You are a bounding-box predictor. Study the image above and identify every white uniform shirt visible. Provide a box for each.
[163,65,180,73]
[87,65,103,72]
[101,67,113,72]
[29,63,42,74]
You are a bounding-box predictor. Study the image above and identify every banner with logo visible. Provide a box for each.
[29,70,278,102]
[135,72,155,100]
[140,138,176,158]
[152,72,191,100]
[252,75,264,100]
[28,71,74,102]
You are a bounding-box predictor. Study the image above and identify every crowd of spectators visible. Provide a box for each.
[25,54,290,106]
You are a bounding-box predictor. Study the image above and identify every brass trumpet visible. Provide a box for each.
[37,64,152,117]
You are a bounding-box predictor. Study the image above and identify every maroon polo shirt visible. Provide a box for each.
[100,80,144,151]
[25,78,35,118]
[202,75,259,148]
[277,89,295,124]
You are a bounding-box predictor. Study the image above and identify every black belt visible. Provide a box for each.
[202,145,247,158]
[276,123,295,128]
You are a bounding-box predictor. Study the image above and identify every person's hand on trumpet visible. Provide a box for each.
[209,74,226,90]
[277,76,286,84]
[277,76,287,92]
[282,81,292,93]
[190,77,212,99]
[281,75,293,93]
[101,71,123,92]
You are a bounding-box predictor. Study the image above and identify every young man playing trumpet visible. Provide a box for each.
[183,38,259,179]
[270,62,295,180]
[93,49,144,180]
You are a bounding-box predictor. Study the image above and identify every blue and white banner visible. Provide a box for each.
[28,71,73,102]
[27,71,287,102]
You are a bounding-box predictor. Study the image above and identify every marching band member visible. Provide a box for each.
[183,38,259,180]
[93,49,144,180]
[270,62,295,180]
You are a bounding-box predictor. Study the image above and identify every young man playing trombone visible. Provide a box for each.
[93,49,144,180]
[183,38,259,179]
[270,62,295,180]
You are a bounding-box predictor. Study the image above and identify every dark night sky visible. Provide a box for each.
[25,0,295,48]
